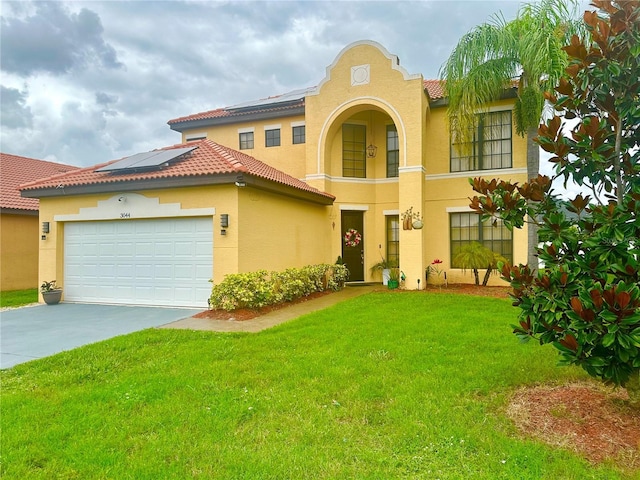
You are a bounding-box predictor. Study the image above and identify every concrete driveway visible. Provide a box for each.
[0,303,197,369]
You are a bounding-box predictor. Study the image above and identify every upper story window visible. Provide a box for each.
[387,125,399,178]
[292,125,306,144]
[342,124,366,178]
[450,110,512,172]
[265,128,281,147]
[450,212,513,266]
[239,131,254,150]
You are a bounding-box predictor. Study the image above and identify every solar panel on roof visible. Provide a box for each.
[95,146,197,173]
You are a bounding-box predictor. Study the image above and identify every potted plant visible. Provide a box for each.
[41,280,62,305]
[370,257,392,285]
[387,268,400,289]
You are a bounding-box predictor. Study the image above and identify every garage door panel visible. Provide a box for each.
[64,218,212,307]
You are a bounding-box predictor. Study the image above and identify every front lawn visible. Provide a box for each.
[0,288,37,308]
[0,292,632,479]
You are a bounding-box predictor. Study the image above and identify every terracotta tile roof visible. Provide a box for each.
[20,140,335,202]
[168,80,447,125]
[1,153,78,211]
[423,79,445,100]
[168,99,305,126]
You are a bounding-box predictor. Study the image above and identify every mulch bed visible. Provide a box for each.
[193,290,333,321]
[508,383,640,467]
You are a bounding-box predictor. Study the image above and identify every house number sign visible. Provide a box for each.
[120,212,131,218]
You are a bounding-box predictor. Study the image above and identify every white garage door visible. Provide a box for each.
[64,217,213,308]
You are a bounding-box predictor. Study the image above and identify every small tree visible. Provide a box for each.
[468,1,640,405]
[453,242,507,286]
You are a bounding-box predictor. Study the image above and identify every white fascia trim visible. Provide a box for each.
[185,132,207,141]
[264,124,281,130]
[317,96,408,174]
[290,121,305,128]
[383,209,400,216]
[308,40,421,97]
[54,194,215,222]
[399,165,425,174]
[238,127,255,134]
[339,204,369,211]
[425,167,527,181]
[446,206,474,213]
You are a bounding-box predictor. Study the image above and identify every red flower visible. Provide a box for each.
[432,259,443,264]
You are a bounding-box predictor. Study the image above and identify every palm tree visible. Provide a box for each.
[453,242,507,286]
[440,0,582,271]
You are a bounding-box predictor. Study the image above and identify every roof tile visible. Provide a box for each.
[1,153,78,211]
[20,140,334,201]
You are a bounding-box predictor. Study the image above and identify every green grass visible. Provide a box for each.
[0,288,37,308]
[0,292,633,479]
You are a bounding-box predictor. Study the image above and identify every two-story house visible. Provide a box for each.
[21,41,528,307]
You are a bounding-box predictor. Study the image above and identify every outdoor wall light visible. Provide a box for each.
[366,143,378,158]
[220,213,229,235]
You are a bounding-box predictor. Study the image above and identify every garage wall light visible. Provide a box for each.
[220,214,229,235]
[42,222,50,240]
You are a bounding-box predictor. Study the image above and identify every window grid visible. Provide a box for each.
[451,111,512,172]
[386,215,400,268]
[265,129,281,147]
[342,124,367,178]
[239,132,254,150]
[292,125,305,144]
[450,212,512,266]
[387,125,399,178]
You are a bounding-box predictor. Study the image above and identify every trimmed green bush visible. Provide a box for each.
[209,264,349,311]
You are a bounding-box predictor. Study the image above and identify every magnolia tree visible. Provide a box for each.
[469,0,640,404]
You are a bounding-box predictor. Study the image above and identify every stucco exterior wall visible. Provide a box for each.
[0,213,39,291]
[181,114,307,180]
[236,188,331,273]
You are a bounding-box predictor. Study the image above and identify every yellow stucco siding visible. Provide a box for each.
[0,213,39,291]
[181,114,307,180]
[236,189,331,274]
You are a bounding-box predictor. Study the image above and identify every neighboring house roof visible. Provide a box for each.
[0,153,78,212]
[168,80,445,129]
[20,140,335,205]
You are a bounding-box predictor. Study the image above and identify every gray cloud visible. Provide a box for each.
[0,2,122,76]
[0,0,593,192]
[0,85,33,128]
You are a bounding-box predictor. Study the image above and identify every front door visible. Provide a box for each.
[341,211,364,281]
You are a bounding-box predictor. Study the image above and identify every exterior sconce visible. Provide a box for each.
[42,222,50,240]
[220,214,229,235]
[366,143,377,158]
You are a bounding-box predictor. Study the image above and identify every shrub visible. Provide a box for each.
[209,264,349,311]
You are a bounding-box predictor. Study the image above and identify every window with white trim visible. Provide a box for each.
[450,212,512,266]
[239,132,254,150]
[450,110,512,172]
[265,128,281,147]
[292,125,305,144]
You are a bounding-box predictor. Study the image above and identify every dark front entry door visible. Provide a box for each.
[341,211,364,281]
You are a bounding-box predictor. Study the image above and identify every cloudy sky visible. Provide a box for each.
[1,0,589,192]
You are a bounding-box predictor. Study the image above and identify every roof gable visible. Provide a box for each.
[1,153,78,211]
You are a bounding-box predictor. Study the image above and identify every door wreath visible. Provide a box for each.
[343,228,362,247]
